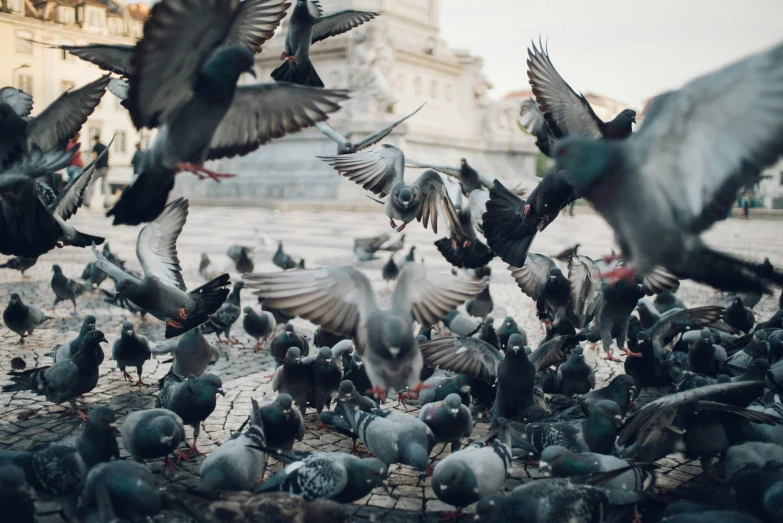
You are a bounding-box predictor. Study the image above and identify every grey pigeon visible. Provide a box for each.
[320,380,377,454]
[0,465,35,523]
[93,198,231,338]
[307,346,343,413]
[270,323,310,367]
[315,103,424,154]
[354,233,391,261]
[550,374,637,418]
[228,245,254,274]
[688,327,727,376]
[511,253,571,328]
[406,157,500,195]
[419,393,472,452]
[243,306,276,351]
[273,347,313,418]
[51,314,97,362]
[254,447,387,502]
[432,438,512,518]
[50,264,87,313]
[538,445,655,492]
[101,288,148,320]
[200,399,267,491]
[107,0,347,225]
[725,441,783,482]
[497,315,525,351]
[77,460,162,522]
[273,241,297,270]
[552,41,783,293]
[441,310,483,337]
[2,330,107,418]
[120,408,186,473]
[155,372,224,456]
[201,280,245,344]
[152,327,221,383]
[555,346,596,395]
[3,292,52,343]
[320,145,463,234]
[258,393,306,450]
[654,290,686,314]
[112,320,151,386]
[248,264,485,400]
[0,256,37,279]
[381,254,399,286]
[417,373,472,407]
[272,0,378,87]
[465,283,494,320]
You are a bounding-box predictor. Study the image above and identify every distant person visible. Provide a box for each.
[85,135,111,209]
[66,132,83,182]
[742,193,750,220]
[131,142,145,178]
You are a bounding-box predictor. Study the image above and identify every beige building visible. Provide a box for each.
[0,0,149,184]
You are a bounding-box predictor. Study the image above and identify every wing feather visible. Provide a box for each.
[311,10,379,44]
[136,198,188,290]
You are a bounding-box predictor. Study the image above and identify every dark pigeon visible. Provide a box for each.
[497,315,525,352]
[0,465,35,523]
[2,292,52,343]
[258,393,306,450]
[725,297,756,333]
[112,321,151,386]
[243,306,276,351]
[273,347,313,418]
[273,241,297,270]
[538,445,655,492]
[50,264,87,313]
[270,323,310,367]
[51,314,96,362]
[419,393,472,452]
[120,408,186,473]
[201,280,245,344]
[315,103,424,154]
[228,245,254,274]
[466,283,494,320]
[0,256,37,279]
[556,347,596,395]
[77,460,162,522]
[382,254,399,286]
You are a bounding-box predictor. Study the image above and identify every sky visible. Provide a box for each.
[438,0,783,107]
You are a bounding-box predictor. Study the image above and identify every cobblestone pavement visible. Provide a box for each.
[1,204,781,522]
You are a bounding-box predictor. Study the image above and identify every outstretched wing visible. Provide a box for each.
[58,44,135,76]
[420,336,503,383]
[354,103,426,150]
[52,138,113,220]
[314,121,349,146]
[568,255,603,328]
[509,253,556,301]
[410,169,463,235]
[223,0,290,53]
[0,87,33,117]
[136,198,188,290]
[311,10,379,44]
[91,245,138,285]
[319,144,404,197]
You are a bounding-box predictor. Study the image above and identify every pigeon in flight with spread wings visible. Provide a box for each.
[315,103,425,155]
[104,0,349,226]
[272,0,379,87]
[319,144,463,234]
[246,264,486,398]
[92,198,230,338]
[553,41,783,293]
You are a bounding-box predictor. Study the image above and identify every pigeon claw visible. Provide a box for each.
[537,215,550,231]
[396,222,406,232]
[176,448,193,465]
[462,240,471,248]
[632,505,643,523]
[134,378,145,387]
[176,162,237,183]
[163,455,178,475]
[167,319,183,330]
[523,204,531,215]
[620,347,642,358]
[285,55,297,63]
[366,386,387,403]
[122,370,134,383]
[439,508,463,522]
[451,238,458,250]
[177,308,188,321]
[409,382,432,399]
[390,218,397,229]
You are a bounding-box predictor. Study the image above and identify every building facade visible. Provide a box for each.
[0,0,149,183]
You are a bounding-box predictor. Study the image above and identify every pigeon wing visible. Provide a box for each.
[319,144,403,197]
[0,87,33,117]
[311,10,379,44]
[52,138,112,220]
[136,198,188,290]
[286,456,348,500]
[354,103,426,151]
[222,0,290,53]
[91,245,138,285]
[58,44,135,76]
[410,169,464,235]
[568,255,603,328]
[314,121,349,146]
[509,253,556,301]
[420,336,503,383]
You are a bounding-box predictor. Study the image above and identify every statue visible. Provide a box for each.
[349,23,397,116]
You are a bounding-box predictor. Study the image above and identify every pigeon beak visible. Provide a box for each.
[511,345,520,352]
[631,116,637,123]
[98,336,108,344]
[125,329,133,335]
[326,358,331,363]
[246,67,257,78]
[388,347,400,359]
[538,461,551,474]
[218,389,225,396]
[450,408,459,415]
[459,386,471,393]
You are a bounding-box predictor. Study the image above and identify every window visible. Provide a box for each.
[7,0,23,13]
[88,9,105,28]
[16,74,33,95]
[114,132,127,154]
[88,127,102,147]
[60,80,75,93]
[16,31,33,54]
[58,7,76,25]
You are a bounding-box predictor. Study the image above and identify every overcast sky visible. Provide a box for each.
[438,0,783,107]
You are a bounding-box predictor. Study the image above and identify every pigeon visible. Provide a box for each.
[270,323,310,367]
[431,438,512,519]
[50,264,87,313]
[51,315,97,363]
[200,399,267,491]
[726,297,756,333]
[441,310,482,337]
[725,441,783,483]
[105,0,348,225]
[315,103,425,154]
[272,0,378,87]
[551,374,637,418]
[156,372,224,456]
[510,253,571,327]
[101,288,148,320]
[112,321,151,386]
[320,381,377,454]
[228,245,254,274]
[353,233,391,261]
[319,145,464,234]
[313,326,349,348]
[538,445,655,492]
[77,460,162,522]
[307,346,343,413]
[152,327,221,382]
[248,264,484,399]
[417,373,472,407]
[400,245,417,266]
[552,244,580,262]
[556,347,596,395]
[419,393,472,452]
[654,291,686,314]
[405,157,496,195]
[273,241,297,270]
[201,280,245,344]
[688,328,727,376]
[253,447,387,502]
[120,408,186,473]
[552,41,783,293]
[756,309,783,331]
[93,198,231,338]
[2,292,52,343]
[0,256,37,279]
[199,252,224,281]
[466,283,494,320]
[2,330,107,418]
[382,254,399,286]
[434,189,496,269]
[273,347,313,418]
[478,317,501,351]
[258,393,306,450]
[243,306,276,351]
[0,465,35,523]
[497,316,525,352]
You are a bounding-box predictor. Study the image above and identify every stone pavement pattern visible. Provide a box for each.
[1,205,781,522]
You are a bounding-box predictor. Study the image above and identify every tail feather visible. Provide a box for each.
[67,230,105,248]
[682,244,783,293]
[2,368,47,394]
[434,238,495,269]
[106,168,175,226]
[165,274,230,338]
[271,59,324,88]
[482,181,537,267]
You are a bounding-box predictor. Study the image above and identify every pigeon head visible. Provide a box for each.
[234,280,246,290]
[196,373,225,396]
[283,323,295,337]
[84,315,97,331]
[460,158,467,166]
[553,137,619,196]
[52,264,63,274]
[432,460,474,504]
[338,380,356,400]
[507,333,525,353]
[115,278,138,298]
[395,186,414,209]
[243,306,254,315]
[443,393,462,416]
[8,292,21,305]
[503,316,515,328]
[204,46,257,83]
[151,414,182,446]
[276,393,294,413]
[285,346,302,365]
[637,330,650,344]
[700,328,712,340]
[122,321,135,336]
[592,399,623,426]
[607,374,637,397]
[548,267,563,282]
[353,458,388,489]
[318,346,332,362]
[619,108,637,124]
[86,329,109,345]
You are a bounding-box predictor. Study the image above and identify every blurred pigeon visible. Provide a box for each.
[78,460,162,522]
[50,264,87,313]
[3,292,52,343]
[434,189,495,270]
[200,399,267,491]
[726,297,756,333]
[510,253,571,327]
[2,330,107,418]
[248,264,485,399]
[556,347,595,395]
[538,445,655,492]
[442,310,482,337]
[725,441,783,483]
[155,372,224,456]
[273,241,297,270]
[121,408,186,473]
[551,374,637,418]
[552,41,783,293]
[273,347,312,417]
[688,328,727,376]
[417,373,471,407]
[228,245,254,274]
[112,320,151,386]
[406,157,495,195]
[479,317,501,351]
[270,323,310,367]
[258,393,305,450]
[152,327,221,383]
[313,326,349,348]
[315,103,424,154]
[0,256,37,279]
[0,465,35,523]
[552,244,580,262]
[254,447,387,502]
[497,316,524,352]
[729,468,783,523]
[243,306,276,351]
[51,314,97,363]
[272,0,378,87]
[382,254,399,287]
[201,280,245,344]
[307,346,343,413]
[81,260,108,289]
[466,283,494,320]
[93,199,231,338]
[319,145,464,234]
[400,245,417,267]
[353,233,391,261]
[654,291,686,314]
[200,252,224,281]
[101,288,148,320]
[419,393,472,452]
[756,309,783,331]
[380,233,405,253]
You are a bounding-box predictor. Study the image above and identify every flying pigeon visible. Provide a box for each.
[112,321,151,386]
[434,188,495,269]
[354,233,391,261]
[315,103,425,154]
[2,292,52,343]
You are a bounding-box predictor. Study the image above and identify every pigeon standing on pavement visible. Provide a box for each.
[270,323,310,367]
[258,393,306,450]
[273,347,312,418]
[538,445,655,492]
[51,315,97,362]
[228,245,254,274]
[112,321,151,386]
[152,327,221,383]
[0,256,37,279]
[382,254,399,287]
[120,408,186,473]
[155,373,224,456]
[3,293,52,343]
[556,347,595,395]
[273,241,297,270]
[77,460,162,522]
[201,281,245,344]
[308,346,343,413]
[243,306,276,351]
[725,297,756,333]
[419,393,473,452]
[2,330,107,418]
[50,264,87,314]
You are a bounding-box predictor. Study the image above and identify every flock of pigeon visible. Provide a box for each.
[1,0,783,522]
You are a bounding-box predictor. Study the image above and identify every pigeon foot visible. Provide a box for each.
[396,222,406,232]
[439,508,463,522]
[537,215,550,231]
[523,204,531,215]
[366,386,387,403]
[620,347,642,358]
[597,266,637,284]
[122,370,134,383]
[176,162,237,183]
[22,274,30,280]
[176,448,193,465]
[632,505,643,523]
[134,378,145,386]
[163,455,178,475]
[389,218,397,229]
